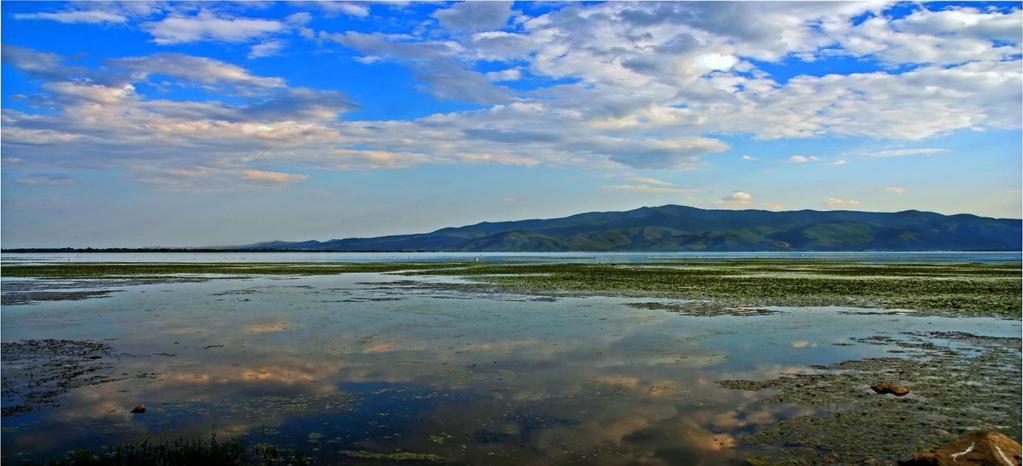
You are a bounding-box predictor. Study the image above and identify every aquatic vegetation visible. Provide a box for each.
[719,331,1022,464]
[5,260,1019,317]
[339,450,445,462]
[418,261,1022,318]
[626,301,778,317]
[1,340,119,417]
[2,289,118,305]
[2,259,1020,465]
[29,435,310,466]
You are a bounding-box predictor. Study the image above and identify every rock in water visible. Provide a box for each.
[899,431,1022,466]
[871,382,910,396]
[130,405,146,414]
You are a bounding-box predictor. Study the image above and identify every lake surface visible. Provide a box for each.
[3,251,1021,264]
[1,270,1019,464]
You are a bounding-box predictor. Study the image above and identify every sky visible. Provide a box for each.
[2,1,1021,247]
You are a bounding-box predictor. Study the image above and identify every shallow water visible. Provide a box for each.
[3,250,1021,264]
[1,273,1019,465]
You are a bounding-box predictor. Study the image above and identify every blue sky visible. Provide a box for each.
[2,1,1021,247]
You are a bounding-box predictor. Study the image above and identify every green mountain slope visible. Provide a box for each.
[241,205,1022,252]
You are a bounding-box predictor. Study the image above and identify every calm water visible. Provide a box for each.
[3,251,1021,264]
[1,270,1019,464]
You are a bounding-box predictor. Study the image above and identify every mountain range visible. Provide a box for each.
[239,205,1023,252]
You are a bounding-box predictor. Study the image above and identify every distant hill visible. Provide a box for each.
[238,205,1023,252]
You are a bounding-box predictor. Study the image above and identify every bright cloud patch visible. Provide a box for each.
[862,148,950,158]
[826,197,861,208]
[720,191,753,206]
[249,40,286,59]
[242,170,308,184]
[788,155,819,164]
[15,10,127,24]
[145,11,284,45]
[606,175,692,194]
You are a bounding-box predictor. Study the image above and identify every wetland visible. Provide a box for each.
[1,254,1020,465]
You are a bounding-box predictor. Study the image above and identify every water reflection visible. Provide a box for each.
[2,274,1018,464]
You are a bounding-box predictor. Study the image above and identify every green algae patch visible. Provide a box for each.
[5,260,1020,317]
[2,339,120,417]
[339,450,445,462]
[411,261,1022,318]
[627,301,779,317]
[718,331,1022,465]
[27,435,312,466]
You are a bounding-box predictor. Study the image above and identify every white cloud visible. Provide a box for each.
[331,32,511,104]
[861,148,950,158]
[285,12,312,26]
[605,184,691,194]
[788,155,818,163]
[1,48,359,189]
[826,197,860,208]
[623,174,674,187]
[883,186,906,194]
[719,191,753,206]
[242,170,308,184]
[326,2,1022,153]
[434,2,514,33]
[833,159,848,166]
[3,2,1021,191]
[606,137,729,169]
[606,174,691,194]
[298,2,371,18]
[110,53,286,89]
[249,40,286,59]
[1,45,86,81]
[741,155,758,161]
[839,7,1023,66]
[335,3,370,18]
[144,11,284,45]
[14,174,75,186]
[15,10,127,24]
[486,68,522,82]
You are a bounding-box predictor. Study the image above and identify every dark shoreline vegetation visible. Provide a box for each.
[3,259,1020,318]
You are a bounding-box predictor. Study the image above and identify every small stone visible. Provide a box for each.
[130,404,146,414]
[871,382,910,396]
[898,431,1022,465]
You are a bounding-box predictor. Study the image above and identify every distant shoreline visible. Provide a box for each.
[0,248,370,253]
[3,248,1021,253]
